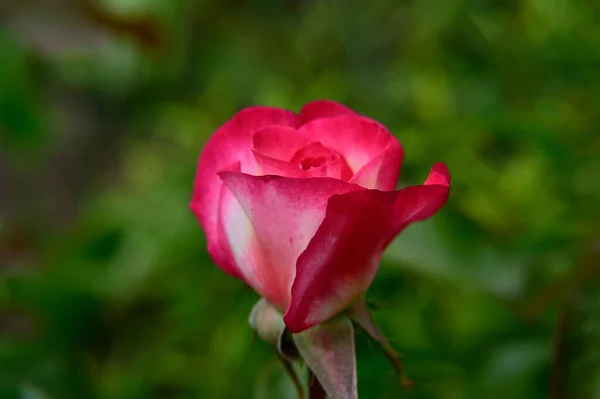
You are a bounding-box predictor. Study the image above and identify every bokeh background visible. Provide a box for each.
[1,0,600,398]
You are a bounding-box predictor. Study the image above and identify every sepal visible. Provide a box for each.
[293,316,358,399]
[249,298,286,345]
[249,299,305,398]
[349,299,413,387]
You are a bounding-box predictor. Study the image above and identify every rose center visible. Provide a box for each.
[288,141,353,180]
[300,156,328,170]
[291,142,336,169]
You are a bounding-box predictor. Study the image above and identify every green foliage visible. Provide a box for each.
[554,247,600,399]
[1,0,599,398]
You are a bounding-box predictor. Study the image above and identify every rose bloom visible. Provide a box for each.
[191,100,450,333]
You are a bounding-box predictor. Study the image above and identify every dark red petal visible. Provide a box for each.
[298,100,356,125]
[299,115,402,176]
[284,163,451,332]
[290,142,336,165]
[191,106,298,277]
[218,172,363,309]
[424,162,452,186]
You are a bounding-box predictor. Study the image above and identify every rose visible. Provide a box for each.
[191,100,450,333]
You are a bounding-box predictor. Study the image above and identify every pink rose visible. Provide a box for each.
[191,100,450,333]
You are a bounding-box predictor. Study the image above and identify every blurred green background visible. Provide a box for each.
[1,0,600,398]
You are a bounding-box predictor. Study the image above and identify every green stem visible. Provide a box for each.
[276,353,304,399]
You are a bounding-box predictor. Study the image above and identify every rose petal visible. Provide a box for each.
[253,126,310,161]
[219,172,363,309]
[290,142,354,181]
[191,107,298,277]
[424,162,452,186]
[299,115,402,176]
[254,140,354,181]
[219,176,264,285]
[253,151,353,181]
[284,163,451,332]
[290,142,337,166]
[299,100,356,125]
[252,151,305,177]
[349,141,404,190]
[210,161,244,277]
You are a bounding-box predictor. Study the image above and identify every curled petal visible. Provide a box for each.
[219,172,363,309]
[191,107,297,277]
[424,161,452,186]
[252,123,354,181]
[299,99,356,125]
[349,141,404,190]
[254,150,354,181]
[253,141,353,181]
[284,163,451,332]
[299,115,402,176]
[252,125,309,162]
[252,151,304,178]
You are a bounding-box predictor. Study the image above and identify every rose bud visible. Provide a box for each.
[191,100,450,398]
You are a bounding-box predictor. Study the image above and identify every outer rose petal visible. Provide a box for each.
[190,107,297,277]
[299,115,402,176]
[212,162,244,277]
[218,172,363,309]
[299,100,356,125]
[284,163,451,333]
